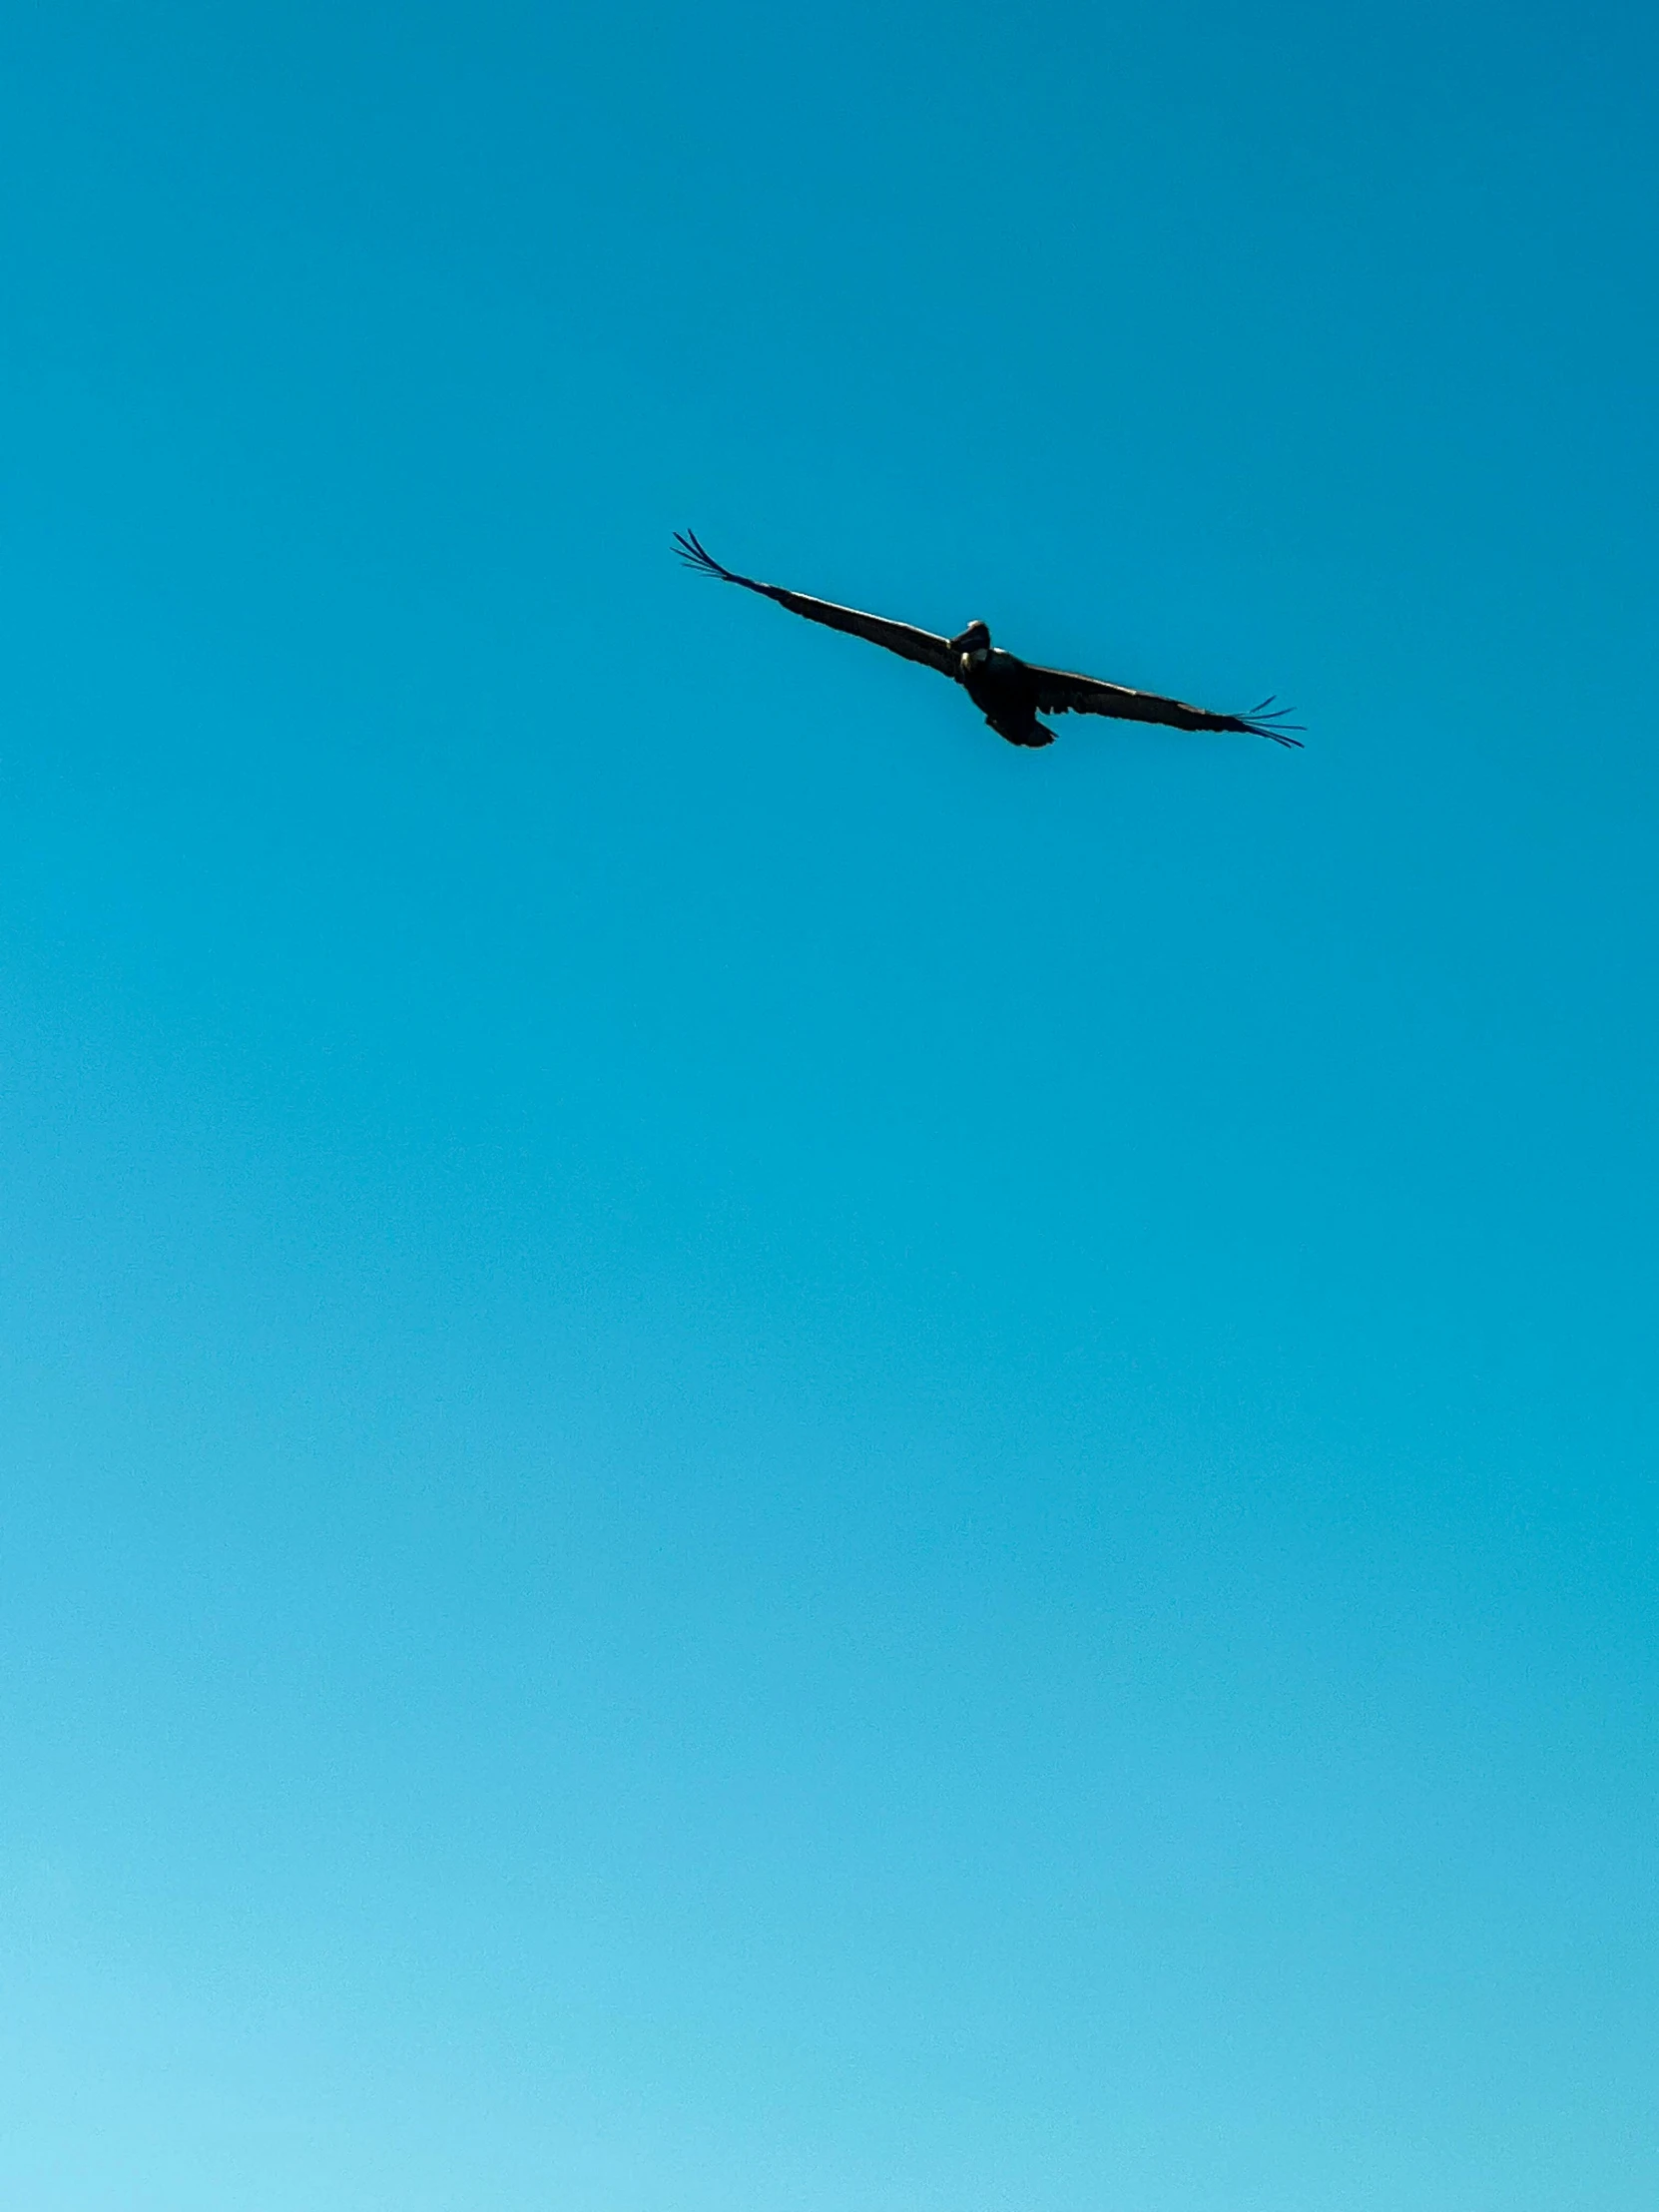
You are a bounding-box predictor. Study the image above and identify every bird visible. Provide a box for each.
[675,530,1301,751]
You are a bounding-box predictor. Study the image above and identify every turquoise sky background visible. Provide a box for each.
[1,2,1656,2206]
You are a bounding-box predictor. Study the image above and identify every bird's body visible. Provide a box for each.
[674,531,1301,752]
[954,637,1062,749]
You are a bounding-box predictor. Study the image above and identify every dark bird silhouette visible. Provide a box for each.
[675,530,1302,751]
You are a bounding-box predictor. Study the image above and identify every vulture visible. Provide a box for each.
[675,530,1301,751]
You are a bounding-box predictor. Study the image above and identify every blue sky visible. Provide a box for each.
[0,1,1655,2205]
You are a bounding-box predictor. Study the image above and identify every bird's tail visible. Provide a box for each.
[988,717,1056,749]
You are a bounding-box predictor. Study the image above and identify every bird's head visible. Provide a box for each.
[950,620,992,675]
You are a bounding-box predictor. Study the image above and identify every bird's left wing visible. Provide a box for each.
[1029,662,1304,748]
[675,531,954,677]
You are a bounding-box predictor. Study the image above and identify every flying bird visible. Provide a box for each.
[675,530,1301,751]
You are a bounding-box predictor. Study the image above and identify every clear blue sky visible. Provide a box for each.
[0,2,1655,2205]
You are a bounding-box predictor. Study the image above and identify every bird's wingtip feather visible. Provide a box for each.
[673,527,728,577]
[1240,697,1304,745]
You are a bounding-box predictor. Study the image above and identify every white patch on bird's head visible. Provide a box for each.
[950,620,992,672]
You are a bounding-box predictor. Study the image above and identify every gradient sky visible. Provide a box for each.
[1,2,1656,2207]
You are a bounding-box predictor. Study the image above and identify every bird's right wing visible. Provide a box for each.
[1030,661,1304,747]
[675,531,954,677]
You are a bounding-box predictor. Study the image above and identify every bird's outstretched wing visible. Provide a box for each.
[1030,664,1304,747]
[675,531,954,677]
